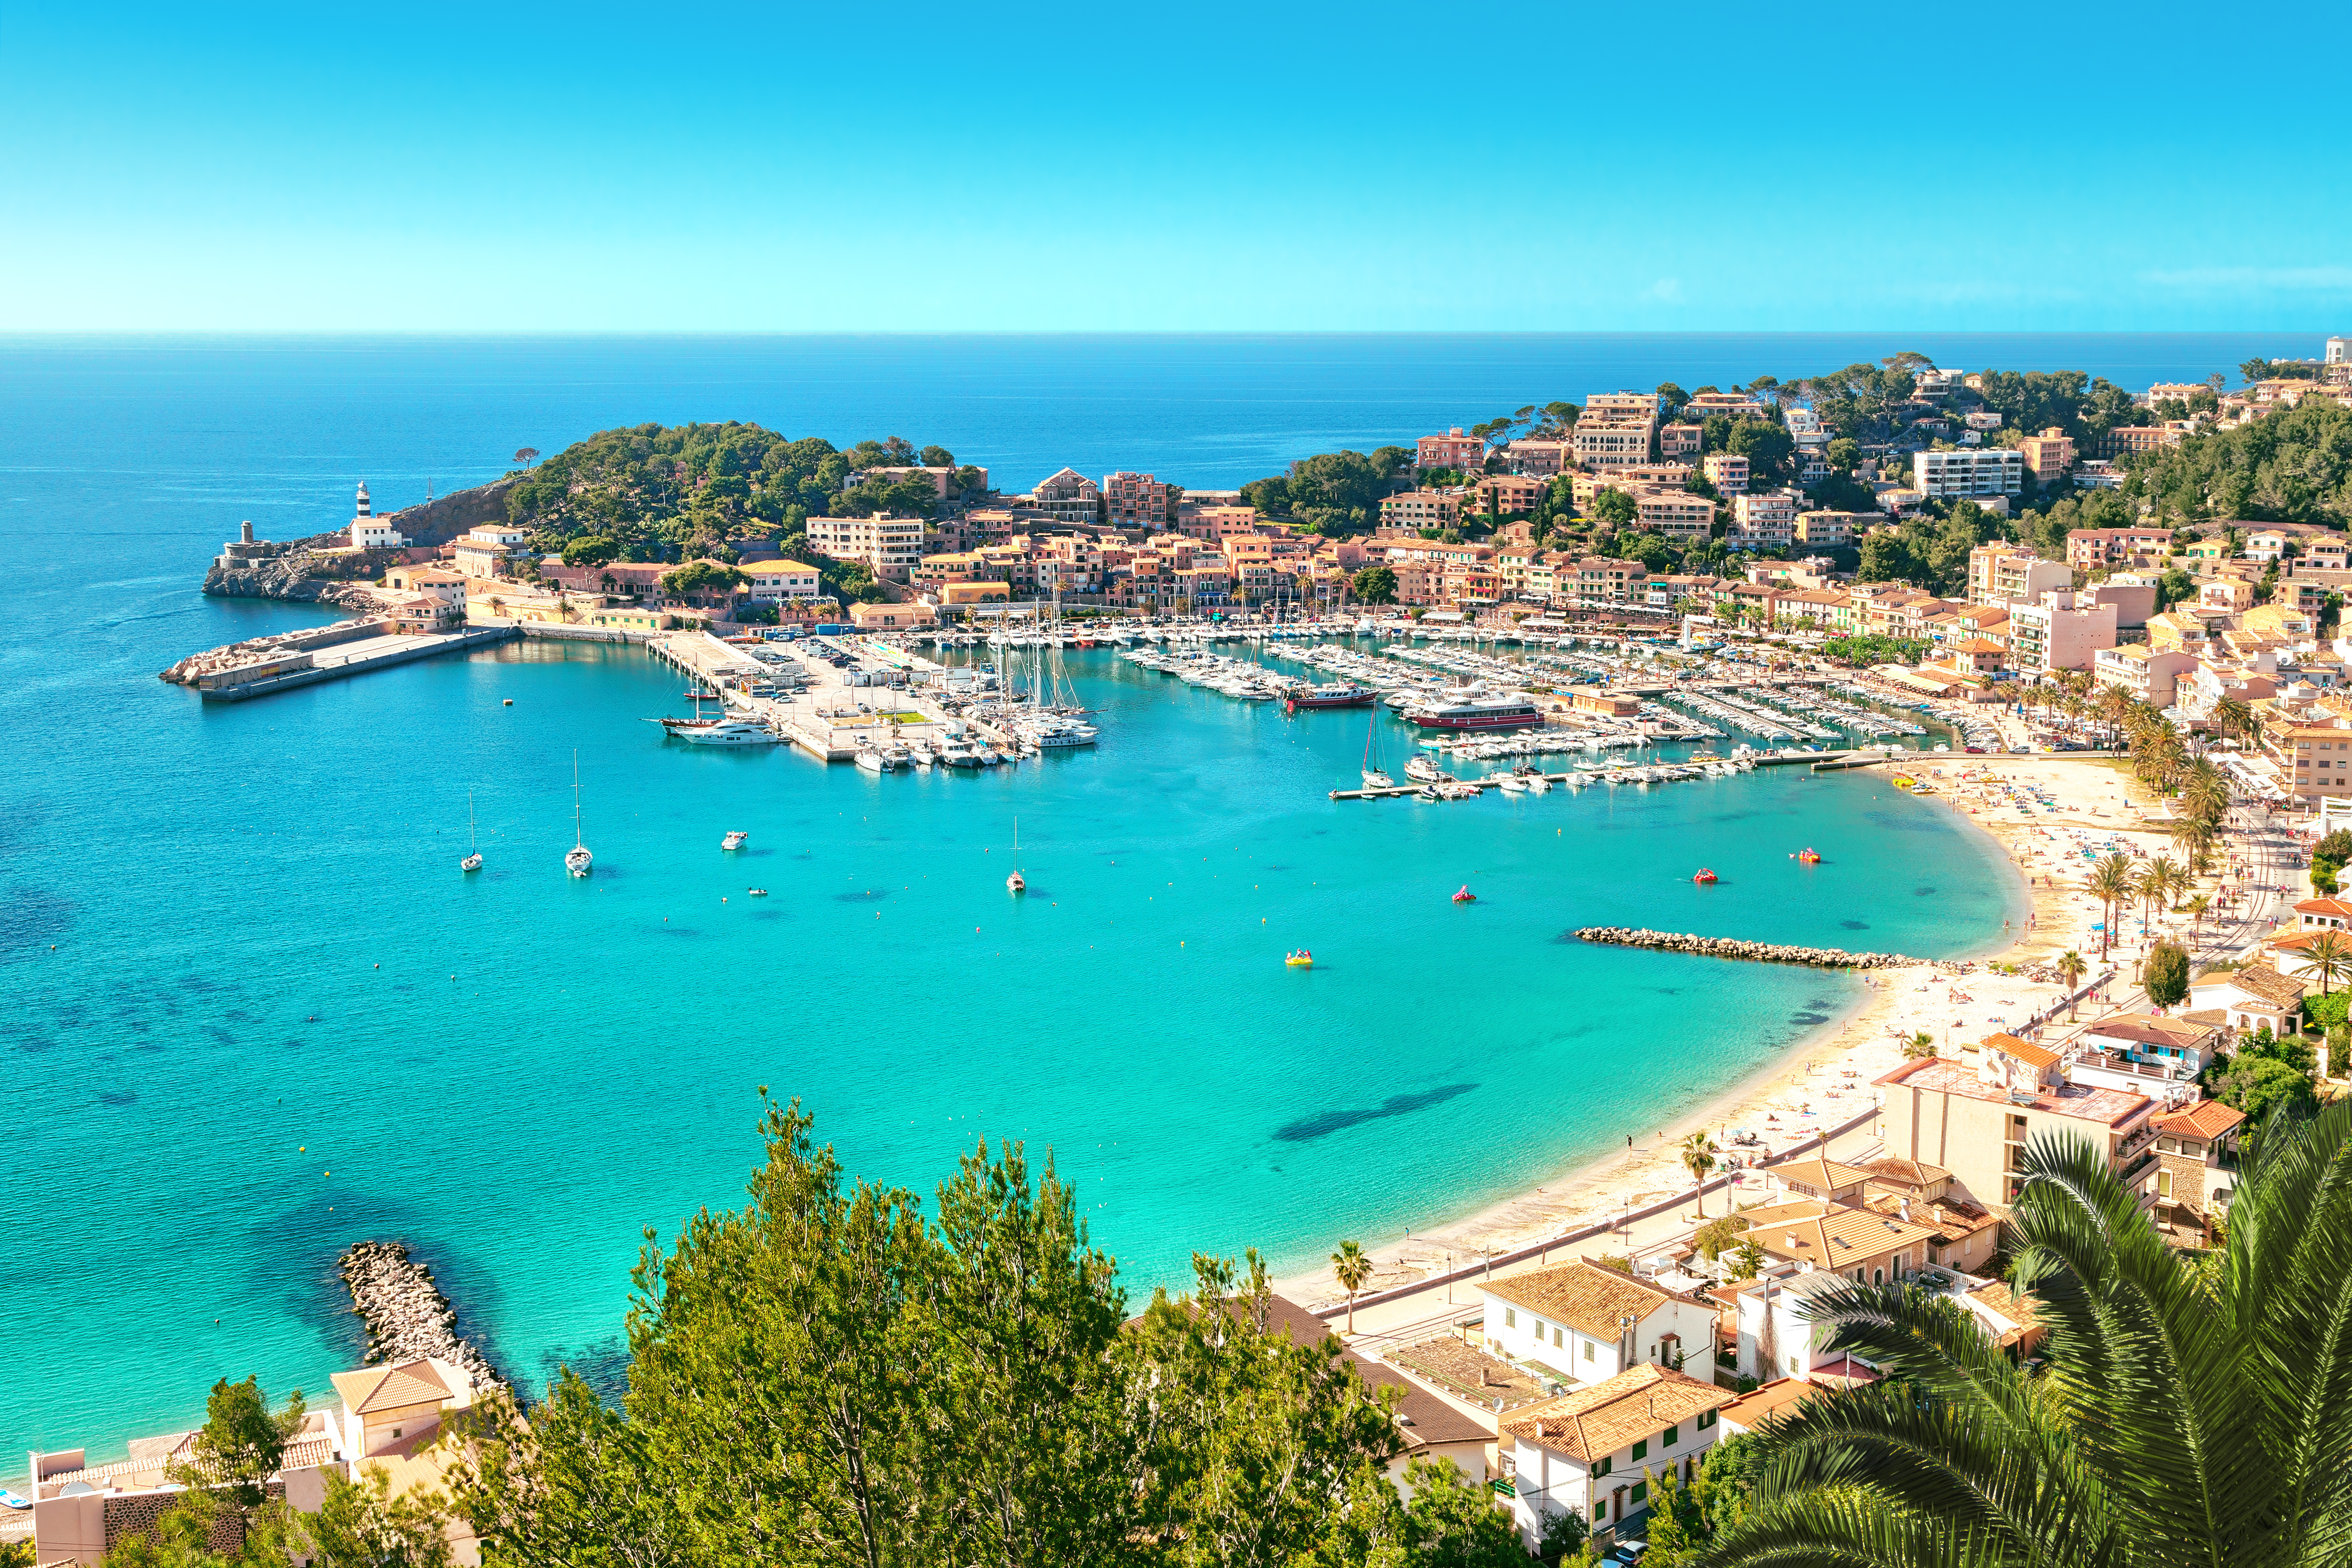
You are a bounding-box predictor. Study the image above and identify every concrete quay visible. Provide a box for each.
[651,630,965,762]
[177,625,517,701]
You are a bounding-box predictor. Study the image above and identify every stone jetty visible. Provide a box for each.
[339,1240,505,1391]
[1574,927,1919,970]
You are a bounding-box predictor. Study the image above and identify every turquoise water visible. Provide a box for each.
[3,331,2259,1459]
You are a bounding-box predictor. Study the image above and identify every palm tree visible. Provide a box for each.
[2143,856,2186,928]
[1902,1030,1938,1060]
[2054,950,2088,1016]
[1329,1240,1372,1335]
[2182,760,2232,828]
[2088,853,2136,960]
[1704,1106,2352,1568]
[2184,893,2213,939]
[1681,1132,1719,1216]
[2304,930,2352,998]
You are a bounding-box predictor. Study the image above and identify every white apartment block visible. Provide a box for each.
[1916,448,2024,499]
[806,513,928,581]
[1572,421,1655,471]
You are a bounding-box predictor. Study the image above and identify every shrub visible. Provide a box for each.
[2143,941,2191,1009]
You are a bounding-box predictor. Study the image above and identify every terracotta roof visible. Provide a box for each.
[2209,962,2306,1008]
[1866,1193,1995,1242]
[1854,1155,1951,1191]
[1768,1155,1872,1194]
[2080,1013,2219,1051]
[1480,1261,1680,1339]
[1966,1281,2042,1348]
[2154,1099,2248,1140]
[1499,1364,1732,1463]
[1713,1377,1823,1435]
[330,1360,452,1416]
[1736,1198,1941,1268]
[1984,1032,2060,1070]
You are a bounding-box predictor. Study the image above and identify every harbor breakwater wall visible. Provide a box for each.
[1574,927,1923,970]
[339,1240,505,1391]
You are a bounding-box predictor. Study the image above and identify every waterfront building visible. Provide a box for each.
[1572,418,1656,471]
[806,513,926,582]
[348,482,407,550]
[1701,453,1749,495]
[1876,1042,2159,1210]
[2093,643,2197,708]
[848,601,939,629]
[743,560,822,601]
[1480,1259,1718,1390]
[1915,448,2024,500]
[1733,1196,1940,1283]
[1417,427,1487,471]
[1572,465,1693,506]
[1501,1365,1732,1550]
[2185,961,2305,1036]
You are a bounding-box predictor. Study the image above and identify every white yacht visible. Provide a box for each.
[672,717,778,746]
[856,748,886,773]
[1361,769,1395,789]
[461,789,483,872]
[722,831,748,851]
[1497,775,1528,794]
[1526,774,1551,793]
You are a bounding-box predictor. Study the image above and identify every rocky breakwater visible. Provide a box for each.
[1574,927,1919,970]
[203,543,408,605]
[339,1240,505,1392]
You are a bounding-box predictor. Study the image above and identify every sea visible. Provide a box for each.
[0,332,2305,1463]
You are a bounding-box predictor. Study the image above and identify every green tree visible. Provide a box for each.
[1352,565,1398,605]
[1692,1214,1750,1261]
[1706,1109,2352,1568]
[659,560,746,599]
[560,536,618,568]
[2142,940,2190,1008]
[1590,488,1638,527]
[1824,437,1860,472]
[1728,1237,1766,1279]
[291,1469,453,1568]
[2303,930,2352,997]
[2213,1053,2319,1127]
[1616,533,1676,573]
[176,1375,307,1517]
[1680,1132,1719,1216]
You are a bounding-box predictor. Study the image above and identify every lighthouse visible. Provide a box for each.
[350,480,407,550]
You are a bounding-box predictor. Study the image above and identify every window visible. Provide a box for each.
[1662,1425,1678,1447]
[1504,1309,1516,1330]
[1592,1457,1612,1478]
[1789,1353,1801,1375]
[1698,1408,1717,1430]
[1553,1327,1564,1348]
[1583,1339,1594,1361]
[1631,1439,1648,1461]
[1594,1502,1607,1523]
[2158,1170,2174,1197]
[1630,1482,1648,1505]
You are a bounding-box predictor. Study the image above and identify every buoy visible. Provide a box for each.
[503,699,513,705]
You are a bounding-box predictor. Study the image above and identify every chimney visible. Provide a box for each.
[1933,1204,1947,1226]
[1899,1198,1912,1223]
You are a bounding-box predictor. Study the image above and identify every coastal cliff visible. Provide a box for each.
[201,475,520,604]
[339,1239,506,1391]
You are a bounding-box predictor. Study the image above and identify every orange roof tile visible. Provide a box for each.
[1499,1364,1732,1463]
[2153,1099,2247,1139]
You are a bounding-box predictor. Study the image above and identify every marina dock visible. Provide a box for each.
[1328,748,1888,801]
[163,622,519,701]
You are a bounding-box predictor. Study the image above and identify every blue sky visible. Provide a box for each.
[6,0,2350,331]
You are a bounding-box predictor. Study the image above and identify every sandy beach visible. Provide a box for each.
[1281,750,2281,1310]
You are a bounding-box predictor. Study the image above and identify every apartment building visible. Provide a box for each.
[1572,558,1648,605]
[1730,489,1797,547]
[1029,467,1103,524]
[2273,722,2352,805]
[1633,486,1717,542]
[1585,392,1664,421]
[2064,527,2173,570]
[1684,392,1771,421]
[1471,473,1546,515]
[1659,422,1704,458]
[1102,472,1182,527]
[2093,643,2198,708]
[1877,1040,2159,1210]
[2017,427,2075,485]
[2007,590,2118,675]
[1572,419,1656,470]
[1502,439,1574,476]
[1417,427,1487,471]
[742,560,822,601]
[806,512,928,581]
[2097,425,2180,460]
[1574,466,1693,506]
[1377,488,1463,529]
[452,523,531,578]
[1915,448,2024,499]
[1966,543,2074,606]
[1701,453,1750,495]
[1792,510,1866,547]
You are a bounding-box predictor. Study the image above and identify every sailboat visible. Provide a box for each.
[460,790,483,872]
[1006,816,1026,894]
[1360,705,1394,789]
[564,751,593,877]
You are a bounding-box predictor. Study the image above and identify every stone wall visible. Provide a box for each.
[1574,926,1920,970]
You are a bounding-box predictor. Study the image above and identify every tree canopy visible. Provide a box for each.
[1242,448,1413,534]
[2123,395,2352,529]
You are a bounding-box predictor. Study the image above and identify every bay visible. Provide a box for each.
[0,331,2271,1461]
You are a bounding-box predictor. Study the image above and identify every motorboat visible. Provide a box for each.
[722,831,748,851]
[1497,775,1528,794]
[747,887,768,896]
[671,718,778,745]
[1404,756,1445,783]
[565,753,593,877]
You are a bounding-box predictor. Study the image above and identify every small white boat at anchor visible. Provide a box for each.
[461,789,483,872]
[722,831,748,851]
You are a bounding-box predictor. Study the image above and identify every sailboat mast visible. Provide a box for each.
[573,750,583,848]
